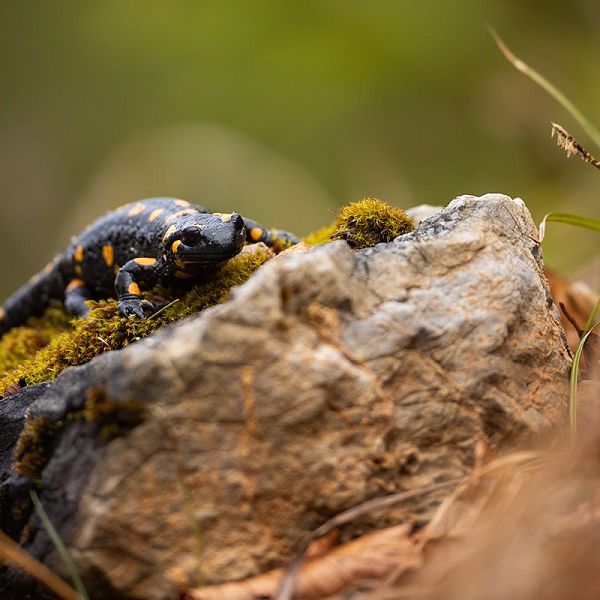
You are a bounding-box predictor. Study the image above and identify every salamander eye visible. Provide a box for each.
[180,227,203,245]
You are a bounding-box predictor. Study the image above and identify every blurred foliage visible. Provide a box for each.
[0,1,598,299]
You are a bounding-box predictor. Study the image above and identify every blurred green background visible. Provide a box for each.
[0,1,598,299]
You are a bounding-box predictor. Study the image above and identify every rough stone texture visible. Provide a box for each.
[0,194,570,600]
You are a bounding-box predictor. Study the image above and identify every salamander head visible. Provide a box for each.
[163,212,246,266]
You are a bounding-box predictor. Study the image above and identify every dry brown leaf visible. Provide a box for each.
[357,445,600,600]
[545,268,597,353]
[183,525,421,600]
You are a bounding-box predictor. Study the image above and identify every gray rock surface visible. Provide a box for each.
[0,194,570,600]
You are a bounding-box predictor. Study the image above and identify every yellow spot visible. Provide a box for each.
[134,257,157,266]
[75,265,83,277]
[174,271,195,279]
[214,212,232,222]
[0,307,5,320]
[43,262,54,274]
[102,244,114,267]
[127,203,146,217]
[74,245,84,262]
[66,278,84,292]
[250,227,263,241]
[128,282,141,295]
[165,208,198,222]
[171,239,182,254]
[148,208,164,222]
[174,199,190,207]
[162,224,178,243]
[29,273,40,284]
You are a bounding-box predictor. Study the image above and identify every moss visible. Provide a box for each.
[83,386,145,440]
[302,223,338,246]
[0,245,271,391]
[13,416,62,479]
[304,197,415,249]
[0,199,412,390]
[0,306,72,379]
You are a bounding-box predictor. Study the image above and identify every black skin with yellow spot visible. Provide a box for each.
[0,198,299,335]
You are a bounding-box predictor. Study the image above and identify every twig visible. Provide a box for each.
[148,298,180,320]
[274,478,461,600]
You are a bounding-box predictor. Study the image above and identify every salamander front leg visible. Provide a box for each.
[115,259,159,319]
[64,279,93,318]
[241,217,300,249]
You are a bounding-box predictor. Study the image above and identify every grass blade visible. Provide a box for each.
[489,27,600,151]
[569,321,600,444]
[30,490,90,600]
[584,294,600,334]
[539,212,600,242]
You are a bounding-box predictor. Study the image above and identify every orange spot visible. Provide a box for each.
[114,265,120,275]
[127,203,146,217]
[75,265,83,277]
[134,257,157,266]
[250,227,263,241]
[0,307,5,320]
[162,224,177,242]
[174,199,190,207]
[66,278,84,292]
[29,273,40,284]
[102,244,114,267]
[148,208,164,222]
[165,208,198,222]
[171,240,182,254]
[43,262,54,274]
[174,271,195,279]
[74,245,84,262]
[128,282,141,295]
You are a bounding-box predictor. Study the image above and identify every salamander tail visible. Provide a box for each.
[0,261,65,336]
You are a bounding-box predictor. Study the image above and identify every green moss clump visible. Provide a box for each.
[0,245,271,391]
[13,416,62,479]
[302,223,338,246]
[0,307,72,379]
[304,198,415,249]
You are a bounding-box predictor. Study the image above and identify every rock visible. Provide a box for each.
[0,194,570,600]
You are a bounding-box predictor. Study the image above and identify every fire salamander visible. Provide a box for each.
[0,197,299,336]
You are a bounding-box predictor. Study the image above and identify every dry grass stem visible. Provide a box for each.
[551,123,600,170]
[0,531,83,600]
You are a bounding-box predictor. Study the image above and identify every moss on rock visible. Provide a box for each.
[304,197,415,249]
[83,387,145,441]
[13,416,62,479]
[0,200,413,392]
[0,245,271,391]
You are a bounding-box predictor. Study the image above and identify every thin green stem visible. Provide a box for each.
[569,321,600,445]
[489,27,600,150]
[583,294,600,334]
[30,490,89,600]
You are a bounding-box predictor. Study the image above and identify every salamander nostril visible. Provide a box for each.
[231,213,244,231]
